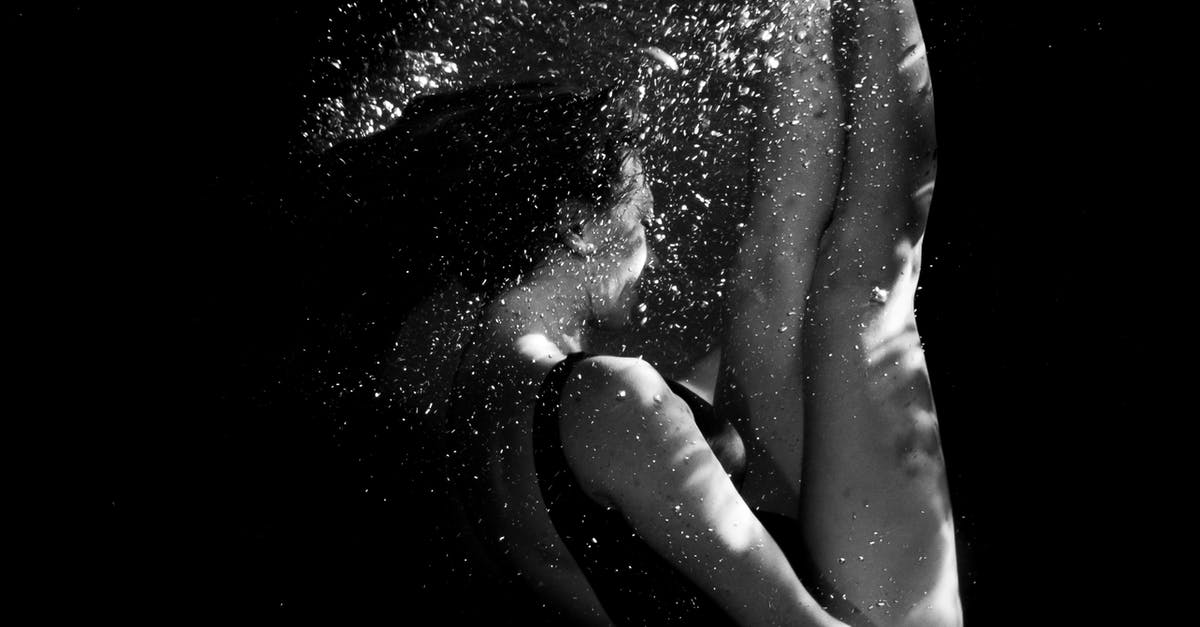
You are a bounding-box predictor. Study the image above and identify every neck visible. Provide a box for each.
[494,248,594,354]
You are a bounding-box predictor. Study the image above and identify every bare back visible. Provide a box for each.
[448,308,612,625]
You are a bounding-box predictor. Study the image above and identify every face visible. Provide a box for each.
[583,150,657,329]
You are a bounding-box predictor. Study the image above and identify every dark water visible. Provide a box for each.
[51,1,1157,623]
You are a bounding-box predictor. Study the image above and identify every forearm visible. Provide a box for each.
[680,495,849,627]
[620,441,848,627]
[573,365,846,627]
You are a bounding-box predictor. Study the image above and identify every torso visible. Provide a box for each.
[448,315,604,622]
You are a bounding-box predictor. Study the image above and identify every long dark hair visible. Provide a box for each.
[310,80,647,297]
[272,81,650,529]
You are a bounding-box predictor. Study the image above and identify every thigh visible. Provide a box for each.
[716,0,845,519]
[798,1,960,624]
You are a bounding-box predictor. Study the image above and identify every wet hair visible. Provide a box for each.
[318,81,647,296]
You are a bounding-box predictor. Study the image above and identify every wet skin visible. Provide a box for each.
[719,1,961,624]
[446,0,960,623]
[450,151,843,627]
[449,153,660,626]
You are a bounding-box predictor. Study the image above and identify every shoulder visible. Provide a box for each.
[558,356,699,504]
[561,356,671,409]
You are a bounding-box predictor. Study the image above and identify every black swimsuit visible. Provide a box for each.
[531,352,869,626]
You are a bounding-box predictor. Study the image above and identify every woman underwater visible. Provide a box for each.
[380,0,960,624]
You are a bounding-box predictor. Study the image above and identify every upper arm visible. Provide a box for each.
[557,357,669,507]
[560,358,840,627]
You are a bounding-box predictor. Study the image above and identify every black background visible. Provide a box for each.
[23,0,1158,622]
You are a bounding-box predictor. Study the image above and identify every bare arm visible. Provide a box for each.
[563,357,847,627]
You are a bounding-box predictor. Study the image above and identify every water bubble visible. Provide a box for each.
[641,46,680,71]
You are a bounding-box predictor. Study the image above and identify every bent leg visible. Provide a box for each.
[717,0,846,518]
[799,1,960,625]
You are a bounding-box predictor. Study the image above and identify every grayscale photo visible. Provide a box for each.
[42,0,1156,624]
